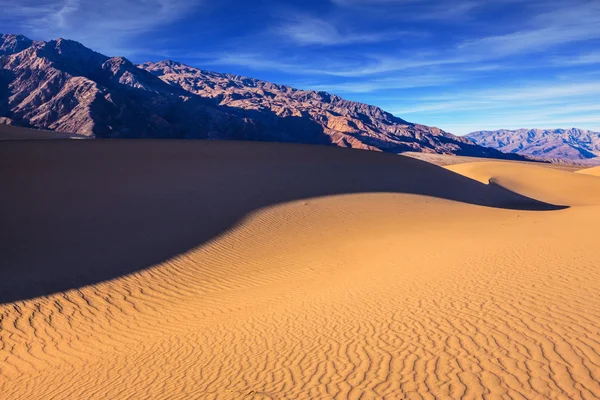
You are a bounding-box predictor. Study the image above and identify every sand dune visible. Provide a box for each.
[447,161,600,206]
[0,140,558,303]
[2,141,600,399]
[402,151,584,171]
[577,165,600,177]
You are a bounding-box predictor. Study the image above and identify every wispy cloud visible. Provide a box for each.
[304,74,460,93]
[552,51,600,66]
[395,81,600,113]
[204,51,469,77]
[457,1,600,59]
[276,15,394,46]
[0,0,201,52]
[330,0,481,20]
[388,80,600,134]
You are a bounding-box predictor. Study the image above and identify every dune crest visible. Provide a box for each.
[447,161,600,206]
[1,141,600,399]
[0,140,557,303]
[577,165,600,177]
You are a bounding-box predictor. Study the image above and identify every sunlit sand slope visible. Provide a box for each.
[577,165,600,177]
[447,161,600,206]
[1,141,600,399]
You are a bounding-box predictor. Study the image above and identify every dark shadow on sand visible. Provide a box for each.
[0,140,566,303]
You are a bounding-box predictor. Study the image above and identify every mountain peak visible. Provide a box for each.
[1,33,31,41]
[34,38,109,76]
[140,59,212,77]
[158,59,183,67]
[0,33,34,56]
[49,37,106,60]
[104,56,135,68]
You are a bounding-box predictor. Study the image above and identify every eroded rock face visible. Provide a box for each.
[0,33,518,158]
[467,129,600,161]
[0,34,36,56]
[138,60,515,156]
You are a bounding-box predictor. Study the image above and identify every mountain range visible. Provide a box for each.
[467,128,600,162]
[0,33,521,159]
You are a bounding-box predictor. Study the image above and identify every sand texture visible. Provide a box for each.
[1,140,600,399]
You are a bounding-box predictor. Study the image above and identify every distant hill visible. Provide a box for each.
[0,33,522,159]
[467,128,600,162]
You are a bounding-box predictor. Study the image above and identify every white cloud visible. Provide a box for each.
[395,81,600,112]
[200,0,600,78]
[305,74,460,93]
[330,0,481,20]
[205,51,469,77]
[387,80,600,134]
[276,15,392,46]
[0,0,201,53]
[457,1,600,59]
[553,52,600,66]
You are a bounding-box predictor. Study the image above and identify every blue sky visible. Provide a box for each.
[2,0,600,134]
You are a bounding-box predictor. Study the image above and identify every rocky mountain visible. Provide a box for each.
[467,128,600,162]
[0,33,520,158]
[0,34,38,56]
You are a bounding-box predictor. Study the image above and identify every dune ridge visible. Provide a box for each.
[577,166,600,177]
[0,140,557,303]
[446,161,600,207]
[1,141,600,399]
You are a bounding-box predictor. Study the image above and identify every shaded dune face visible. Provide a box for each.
[0,140,561,303]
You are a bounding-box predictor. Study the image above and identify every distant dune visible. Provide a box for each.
[401,150,583,171]
[447,161,600,206]
[577,165,600,176]
[1,140,600,399]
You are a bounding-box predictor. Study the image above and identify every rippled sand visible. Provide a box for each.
[1,141,600,399]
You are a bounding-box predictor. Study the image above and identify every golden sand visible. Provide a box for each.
[577,165,600,177]
[446,161,600,206]
[1,140,600,399]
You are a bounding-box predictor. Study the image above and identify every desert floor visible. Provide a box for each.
[1,140,600,399]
